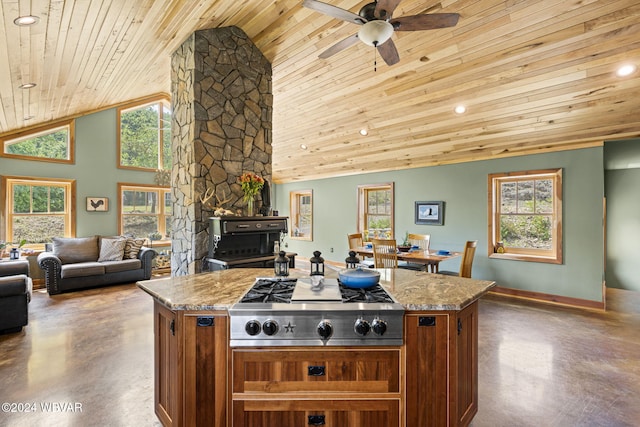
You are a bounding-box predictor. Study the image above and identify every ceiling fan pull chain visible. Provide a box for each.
[373,42,378,72]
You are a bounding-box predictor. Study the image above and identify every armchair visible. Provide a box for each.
[0,260,32,334]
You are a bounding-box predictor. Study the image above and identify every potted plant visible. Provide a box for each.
[398,232,412,252]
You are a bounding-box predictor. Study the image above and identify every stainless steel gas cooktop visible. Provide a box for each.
[229,277,404,347]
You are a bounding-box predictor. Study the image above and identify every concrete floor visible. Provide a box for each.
[1,283,638,426]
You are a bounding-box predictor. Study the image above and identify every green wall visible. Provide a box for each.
[1,108,156,238]
[604,139,640,292]
[274,147,605,303]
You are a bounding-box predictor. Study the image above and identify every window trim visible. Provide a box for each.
[0,119,75,164]
[357,182,395,239]
[488,168,563,264]
[2,175,76,248]
[118,183,171,244]
[289,189,313,241]
[117,96,171,172]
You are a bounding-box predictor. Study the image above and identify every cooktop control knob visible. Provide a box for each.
[245,320,261,336]
[354,318,371,336]
[262,320,279,336]
[372,318,388,336]
[317,320,333,340]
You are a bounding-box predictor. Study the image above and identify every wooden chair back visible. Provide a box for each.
[459,240,478,278]
[347,233,363,249]
[407,233,430,250]
[371,238,398,268]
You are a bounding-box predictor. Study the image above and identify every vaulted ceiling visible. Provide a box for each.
[1,0,639,183]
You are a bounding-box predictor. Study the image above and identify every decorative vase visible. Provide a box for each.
[246,197,255,216]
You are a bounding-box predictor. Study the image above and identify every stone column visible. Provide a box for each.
[171,26,273,275]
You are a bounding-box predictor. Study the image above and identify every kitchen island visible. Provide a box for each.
[138,268,495,427]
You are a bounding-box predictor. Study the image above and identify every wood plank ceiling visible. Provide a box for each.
[1,0,639,183]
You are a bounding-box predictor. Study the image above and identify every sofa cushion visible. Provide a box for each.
[101,259,141,274]
[98,237,126,262]
[60,262,105,278]
[53,236,99,264]
[124,238,145,259]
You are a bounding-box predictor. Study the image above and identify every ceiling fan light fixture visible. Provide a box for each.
[14,15,40,26]
[358,20,394,47]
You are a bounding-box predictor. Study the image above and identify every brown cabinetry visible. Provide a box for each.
[153,301,478,427]
[231,348,402,427]
[405,301,478,427]
[153,301,228,427]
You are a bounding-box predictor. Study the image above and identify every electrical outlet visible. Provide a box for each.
[330,247,334,252]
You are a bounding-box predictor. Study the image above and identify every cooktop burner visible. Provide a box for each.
[238,277,395,304]
[239,278,296,303]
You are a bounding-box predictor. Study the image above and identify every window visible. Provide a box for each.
[358,183,394,240]
[118,98,171,171]
[290,190,313,240]
[488,169,562,264]
[1,120,74,164]
[119,184,172,243]
[2,176,75,247]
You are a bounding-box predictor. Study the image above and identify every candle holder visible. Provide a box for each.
[345,250,360,269]
[274,251,289,277]
[310,250,325,276]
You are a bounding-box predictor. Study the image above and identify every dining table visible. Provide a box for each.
[354,246,461,273]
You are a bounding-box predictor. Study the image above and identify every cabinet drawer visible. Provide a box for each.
[233,399,400,427]
[232,348,400,394]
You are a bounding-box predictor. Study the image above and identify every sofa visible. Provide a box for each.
[37,236,156,295]
[0,259,32,334]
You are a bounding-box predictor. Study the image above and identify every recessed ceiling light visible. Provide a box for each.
[359,129,368,136]
[13,15,39,26]
[19,82,37,89]
[23,115,34,121]
[454,105,467,114]
[616,64,637,77]
[300,144,308,150]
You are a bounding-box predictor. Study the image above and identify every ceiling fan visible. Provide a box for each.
[302,0,460,66]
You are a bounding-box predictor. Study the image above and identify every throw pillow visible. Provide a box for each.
[98,238,127,262]
[124,238,145,259]
[53,236,99,264]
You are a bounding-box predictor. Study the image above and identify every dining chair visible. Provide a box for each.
[347,233,375,267]
[400,233,432,271]
[371,238,398,268]
[440,240,478,278]
[347,232,363,249]
[407,233,430,250]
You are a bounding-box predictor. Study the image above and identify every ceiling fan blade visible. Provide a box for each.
[377,38,400,66]
[318,33,360,58]
[374,0,403,19]
[302,0,365,25]
[391,13,460,31]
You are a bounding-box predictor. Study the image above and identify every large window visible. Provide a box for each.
[118,98,171,171]
[358,183,394,240]
[2,176,75,247]
[1,120,74,164]
[119,184,172,243]
[488,169,562,264]
[290,190,312,240]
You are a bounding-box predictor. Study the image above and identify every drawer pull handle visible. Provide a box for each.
[308,366,325,376]
[308,415,325,425]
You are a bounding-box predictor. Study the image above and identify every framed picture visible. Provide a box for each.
[87,197,108,212]
[415,201,444,225]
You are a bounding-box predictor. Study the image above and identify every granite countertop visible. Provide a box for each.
[137,268,495,312]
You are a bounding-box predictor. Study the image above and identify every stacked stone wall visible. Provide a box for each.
[170,26,272,275]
